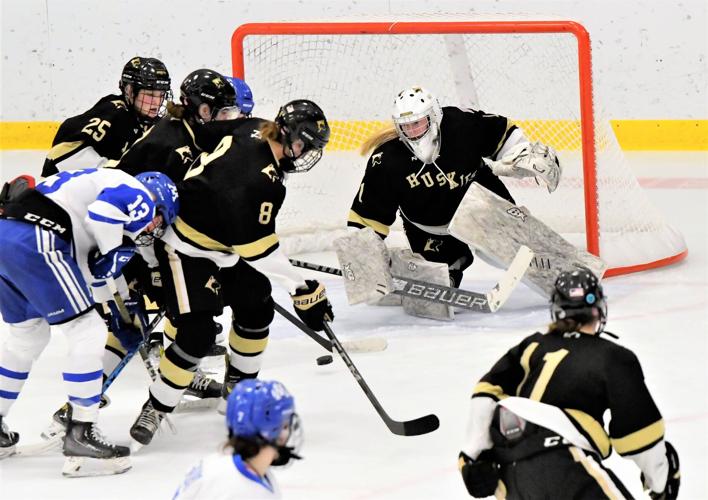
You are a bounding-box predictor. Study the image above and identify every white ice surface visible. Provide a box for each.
[0,152,706,499]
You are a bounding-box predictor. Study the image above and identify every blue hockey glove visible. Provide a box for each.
[105,294,148,351]
[88,245,136,281]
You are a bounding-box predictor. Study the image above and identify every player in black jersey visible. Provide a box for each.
[348,86,561,287]
[99,69,248,403]
[128,99,334,446]
[41,57,171,177]
[458,269,680,500]
[113,68,251,182]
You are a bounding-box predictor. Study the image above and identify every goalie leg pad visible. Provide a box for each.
[390,248,454,321]
[449,183,606,297]
[333,228,394,305]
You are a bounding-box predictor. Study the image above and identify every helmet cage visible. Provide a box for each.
[392,87,443,164]
[120,57,172,125]
[276,100,330,173]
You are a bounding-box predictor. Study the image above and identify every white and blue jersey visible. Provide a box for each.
[0,168,156,324]
[173,453,281,500]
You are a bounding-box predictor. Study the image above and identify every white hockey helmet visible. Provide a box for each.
[392,87,443,164]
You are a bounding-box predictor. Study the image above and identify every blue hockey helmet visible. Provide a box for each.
[135,171,180,226]
[551,268,607,333]
[226,379,296,444]
[225,76,254,117]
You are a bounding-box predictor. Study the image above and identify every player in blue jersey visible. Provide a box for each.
[0,168,178,477]
[173,379,302,499]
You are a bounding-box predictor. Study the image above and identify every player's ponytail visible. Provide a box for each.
[360,125,398,156]
[166,100,186,119]
[224,435,262,460]
[259,120,280,142]
[546,318,581,335]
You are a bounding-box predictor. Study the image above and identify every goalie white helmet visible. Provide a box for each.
[392,87,443,164]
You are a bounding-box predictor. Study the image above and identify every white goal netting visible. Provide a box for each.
[232,19,686,275]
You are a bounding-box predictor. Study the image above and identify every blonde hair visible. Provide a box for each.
[359,125,399,156]
[259,121,280,142]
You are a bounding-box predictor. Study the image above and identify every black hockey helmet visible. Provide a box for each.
[275,99,330,173]
[119,57,171,124]
[550,268,607,334]
[179,69,237,123]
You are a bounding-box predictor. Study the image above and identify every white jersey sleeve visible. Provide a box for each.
[173,453,281,500]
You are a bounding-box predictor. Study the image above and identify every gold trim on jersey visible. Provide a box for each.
[472,381,507,400]
[491,120,517,158]
[159,355,194,387]
[568,447,625,499]
[611,419,665,456]
[174,217,235,254]
[235,233,279,260]
[182,119,198,150]
[165,243,191,315]
[164,318,178,342]
[516,341,539,395]
[565,408,611,458]
[348,209,390,237]
[45,140,84,160]
[229,328,269,355]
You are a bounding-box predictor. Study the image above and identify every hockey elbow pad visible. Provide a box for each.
[459,451,499,498]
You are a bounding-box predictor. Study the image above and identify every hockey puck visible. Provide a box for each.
[316,355,334,366]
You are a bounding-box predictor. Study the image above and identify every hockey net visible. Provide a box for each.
[231,19,687,277]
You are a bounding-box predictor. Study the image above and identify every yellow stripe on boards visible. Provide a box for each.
[2,120,706,151]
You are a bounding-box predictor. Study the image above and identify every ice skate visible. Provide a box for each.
[0,416,19,459]
[129,399,164,446]
[62,420,131,477]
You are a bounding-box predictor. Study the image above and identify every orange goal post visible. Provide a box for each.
[231,20,687,277]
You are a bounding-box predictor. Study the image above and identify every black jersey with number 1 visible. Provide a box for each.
[473,330,665,459]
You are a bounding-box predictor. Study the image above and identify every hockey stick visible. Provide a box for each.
[290,245,533,313]
[322,322,439,437]
[273,302,332,351]
[274,302,388,353]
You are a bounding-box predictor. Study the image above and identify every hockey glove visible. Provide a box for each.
[642,441,680,500]
[459,451,499,498]
[105,293,148,351]
[291,280,334,332]
[88,245,136,281]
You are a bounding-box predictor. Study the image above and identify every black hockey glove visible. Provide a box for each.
[642,441,680,500]
[291,280,334,332]
[459,451,499,498]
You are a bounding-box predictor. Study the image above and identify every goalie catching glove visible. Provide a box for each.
[291,280,334,332]
[483,141,561,193]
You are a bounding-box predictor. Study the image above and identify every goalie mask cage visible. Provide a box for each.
[231,20,687,277]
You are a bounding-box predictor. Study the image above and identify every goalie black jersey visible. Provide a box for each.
[173,118,287,262]
[113,117,251,182]
[473,331,665,459]
[42,94,144,177]
[348,106,517,237]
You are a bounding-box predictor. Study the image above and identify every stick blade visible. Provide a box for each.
[387,413,440,436]
[487,245,534,312]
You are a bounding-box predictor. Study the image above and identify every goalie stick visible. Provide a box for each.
[290,244,533,313]
[322,322,439,436]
